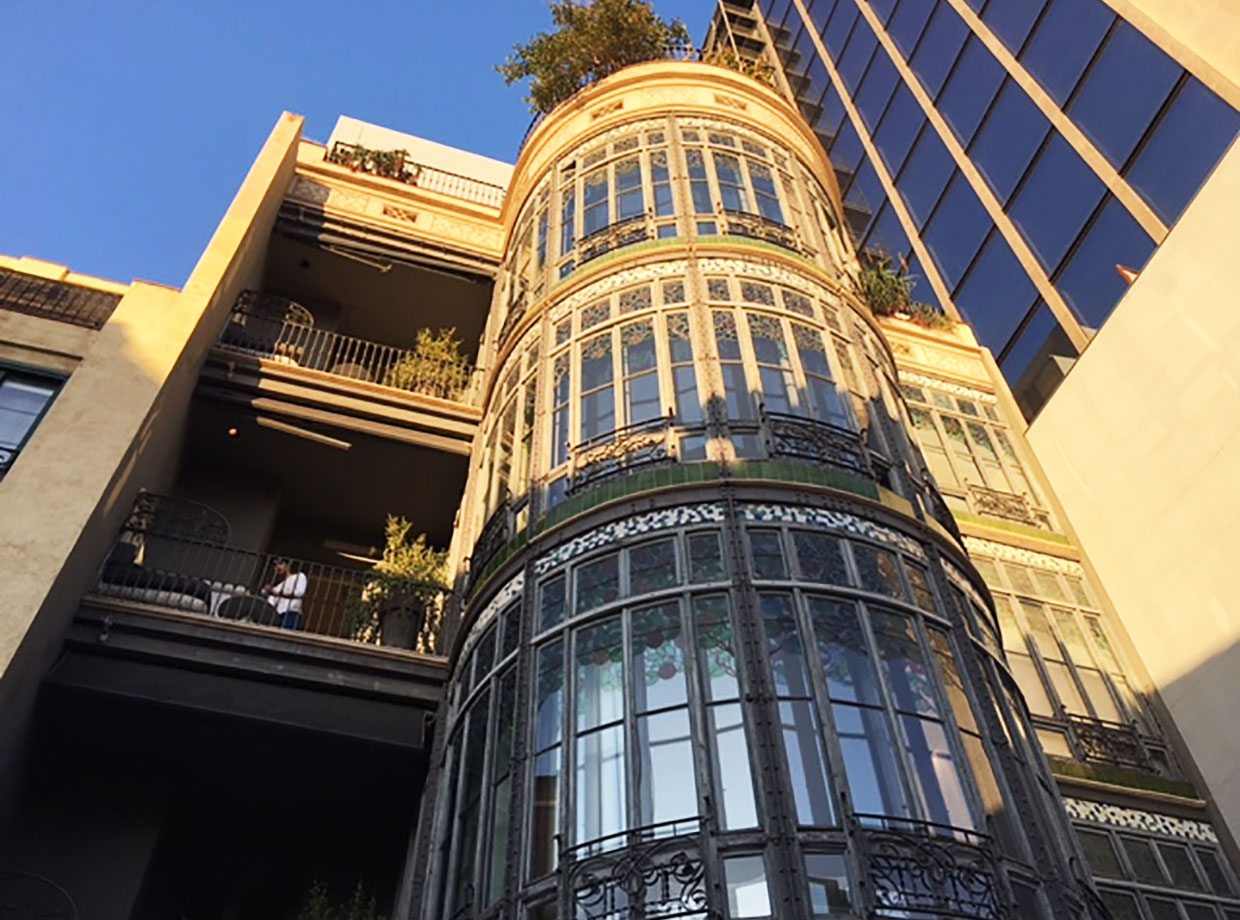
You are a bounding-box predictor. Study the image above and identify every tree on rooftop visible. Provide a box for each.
[498,0,690,115]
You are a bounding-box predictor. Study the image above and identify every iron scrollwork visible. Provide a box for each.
[1067,715,1152,772]
[721,209,800,253]
[471,501,512,576]
[858,821,1006,920]
[569,417,674,495]
[578,217,652,266]
[967,485,1052,530]
[763,410,871,478]
[568,835,711,920]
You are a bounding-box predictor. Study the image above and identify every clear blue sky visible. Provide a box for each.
[0,1,710,289]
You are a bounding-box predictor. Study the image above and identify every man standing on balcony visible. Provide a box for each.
[262,559,307,630]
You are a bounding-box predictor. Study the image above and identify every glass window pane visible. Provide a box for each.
[751,530,788,579]
[1184,904,1220,920]
[535,640,565,750]
[1158,842,1205,891]
[808,596,883,705]
[833,702,910,818]
[576,553,620,613]
[1128,77,1240,224]
[852,543,906,601]
[999,302,1077,421]
[899,714,975,829]
[1122,836,1167,884]
[971,79,1051,204]
[583,169,610,235]
[530,747,561,877]
[873,610,941,716]
[725,855,773,918]
[794,532,850,585]
[696,595,740,702]
[938,36,1005,145]
[1020,0,1115,106]
[1007,652,1054,716]
[910,2,969,99]
[874,88,924,175]
[540,574,567,631]
[688,532,725,584]
[1057,196,1156,330]
[636,708,697,826]
[710,702,758,829]
[1076,828,1124,877]
[838,21,877,93]
[953,230,1039,354]
[1009,134,1105,273]
[632,601,687,712]
[575,724,627,845]
[779,699,837,825]
[1146,898,1183,920]
[630,539,677,595]
[855,53,899,131]
[1099,889,1143,920]
[805,853,852,916]
[1069,22,1181,168]
[982,0,1047,53]
[762,593,813,697]
[897,126,955,229]
[576,616,625,730]
[1196,848,1234,895]
[888,0,935,58]
[923,173,992,289]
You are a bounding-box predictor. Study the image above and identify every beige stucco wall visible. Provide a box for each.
[1028,138,1240,843]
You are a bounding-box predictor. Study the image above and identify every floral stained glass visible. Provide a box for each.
[852,543,905,601]
[695,595,739,701]
[808,597,881,705]
[576,553,620,614]
[630,538,678,595]
[794,532,849,585]
[707,278,732,301]
[556,319,572,346]
[781,289,814,316]
[582,300,611,329]
[741,281,776,305]
[619,286,653,313]
[872,611,940,717]
[662,280,686,304]
[632,601,688,711]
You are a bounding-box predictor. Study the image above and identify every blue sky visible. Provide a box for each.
[0,1,710,288]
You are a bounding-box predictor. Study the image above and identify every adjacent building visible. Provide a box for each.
[0,26,1237,920]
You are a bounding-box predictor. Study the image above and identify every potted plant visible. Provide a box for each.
[353,516,447,650]
[498,0,690,115]
[385,327,471,400]
[296,880,384,920]
[857,251,953,329]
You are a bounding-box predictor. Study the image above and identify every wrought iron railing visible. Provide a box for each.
[854,816,1004,920]
[578,216,653,266]
[1066,715,1153,772]
[924,484,965,543]
[87,493,450,654]
[569,416,676,495]
[325,141,506,208]
[721,208,801,253]
[565,823,708,920]
[470,500,513,577]
[218,292,479,404]
[967,484,1052,531]
[762,409,872,478]
[0,267,121,330]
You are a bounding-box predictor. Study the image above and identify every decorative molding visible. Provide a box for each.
[900,371,998,404]
[534,504,726,575]
[565,117,666,164]
[942,559,987,608]
[590,99,624,120]
[287,176,330,205]
[713,92,748,111]
[382,204,418,223]
[962,536,1083,575]
[738,503,927,560]
[557,260,689,314]
[1063,798,1218,843]
[465,570,525,649]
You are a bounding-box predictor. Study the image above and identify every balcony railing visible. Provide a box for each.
[967,484,1052,531]
[578,216,653,266]
[854,817,1002,920]
[87,494,451,654]
[762,409,872,478]
[1066,715,1153,772]
[324,141,506,209]
[569,416,676,495]
[218,292,479,404]
[721,208,801,254]
[0,267,121,330]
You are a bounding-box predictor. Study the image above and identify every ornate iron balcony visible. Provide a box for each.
[0,267,121,330]
[967,484,1052,530]
[219,291,478,404]
[1066,715,1153,772]
[471,500,513,578]
[324,141,506,208]
[568,416,676,495]
[578,216,653,266]
[855,817,1004,920]
[565,824,708,920]
[762,409,872,478]
[721,208,800,253]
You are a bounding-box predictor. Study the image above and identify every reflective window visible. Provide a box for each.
[923,172,992,288]
[999,302,1076,421]
[725,855,773,918]
[837,18,877,93]
[1057,196,1155,330]
[888,0,936,58]
[1008,133,1105,273]
[953,229,1039,353]
[897,125,954,229]
[981,0,1047,53]
[1069,22,1181,168]
[1127,77,1240,224]
[822,1,859,59]
[938,36,1005,145]
[971,79,1051,204]
[855,52,900,131]
[1020,0,1114,106]
[805,853,852,916]
[873,86,924,175]
[910,2,969,99]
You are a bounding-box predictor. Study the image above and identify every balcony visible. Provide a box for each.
[720,208,803,254]
[0,266,121,330]
[965,484,1053,531]
[569,416,677,495]
[324,141,506,209]
[87,493,453,655]
[217,291,481,405]
[1065,715,1154,773]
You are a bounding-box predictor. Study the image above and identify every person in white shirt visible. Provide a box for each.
[262,559,308,630]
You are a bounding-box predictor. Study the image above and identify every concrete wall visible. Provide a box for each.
[0,113,306,822]
[1028,139,1240,845]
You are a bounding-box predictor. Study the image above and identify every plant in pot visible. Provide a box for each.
[353,516,447,650]
[385,327,471,400]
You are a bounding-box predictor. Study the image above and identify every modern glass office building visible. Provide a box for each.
[714,0,1240,417]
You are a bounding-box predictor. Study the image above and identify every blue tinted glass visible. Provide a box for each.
[971,79,1051,203]
[910,2,969,99]
[874,87,925,175]
[888,0,935,59]
[1020,0,1114,106]
[831,120,865,188]
[860,201,910,262]
[953,230,1039,351]
[804,55,831,105]
[1009,134,1105,272]
[1069,23,1181,168]
[1000,302,1077,421]
[981,0,1048,53]
[823,2,859,58]
[870,0,898,23]
[856,53,900,130]
[938,37,1005,145]
[1057,196,1155,329]
[902,253,942,310]
[846,159,886,216]
[923,173,992,288]
[838,20,878,92]
[817,85,848,142]
[1128,78,1240,224]
[897,126,954,228]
